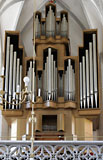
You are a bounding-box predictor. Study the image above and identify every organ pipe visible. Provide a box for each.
[19,65,22,109]
[85,50,90,108]
[79,34,98,109]
[35,15,41,38]
[53,61,56,101]
[26,61,36,104]
[79,62,83,108]
[89,42,94,108]
[61,14,68,37]
[9,44,13,109]
[93,34,98,108]
[43,48,57,101]
[64,59,75,101]
[16,59,20,108]
[51,55,54,99]
[12,51,17,109]
[32,61,35,103]
[5,37,10,108]
[82,56,86,108]
[46,6,55,37]
[48,48,52,100]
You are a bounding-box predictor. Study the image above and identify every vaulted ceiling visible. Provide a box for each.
[0,0,103,58]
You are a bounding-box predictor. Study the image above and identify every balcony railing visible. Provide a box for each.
[0,140,103,159]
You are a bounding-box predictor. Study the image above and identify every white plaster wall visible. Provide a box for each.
[81,0,103,54]
[69,15,83,56]
[21,19,33,56]
[1,1,24,52]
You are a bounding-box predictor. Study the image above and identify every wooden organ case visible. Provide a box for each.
[1,3,101,141]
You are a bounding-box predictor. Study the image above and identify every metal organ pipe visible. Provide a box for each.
[26,61,36,105]
[61,14,68,37]
[32,61,35,103]
[5,37,10,108]
[56,22,60,35]
[79,62,83,108]
[64,59,75,101]
[93,34,98,108]
[82,56,86,108]
[16,59,20,108]
[51,55,54,100]
[89,42,94,108]
[46,6,55,37]
[53,61,56,101]
[43,48,57,101]
[19,65,22,109]
[85,50,90,108]
[12,51,17,109]
[35,15,40,38]
[9,44,13,109]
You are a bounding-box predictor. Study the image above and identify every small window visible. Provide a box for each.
[42,115,57,131]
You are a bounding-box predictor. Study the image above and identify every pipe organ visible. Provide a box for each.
[46,5,56,37]
[64,59,75,101]
[4,32,23,110]
[26,60,36,103]
[1,3,101,141]
[43,48,57,101]
[61,12,68,37]
[34,4,68,38]
[79,31,100,109]
[35,12,41,38]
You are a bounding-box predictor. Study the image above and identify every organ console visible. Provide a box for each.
[0,2,101,141]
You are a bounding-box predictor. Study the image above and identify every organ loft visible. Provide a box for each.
[0,2,101,141]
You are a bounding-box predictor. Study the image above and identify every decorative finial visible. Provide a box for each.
[49,0,56,3]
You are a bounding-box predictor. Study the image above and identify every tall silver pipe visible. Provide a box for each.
[93,34,98,108]
[48,48,52,100]
[89,42,94,108]
[45,63,47,101]
[19,65,22,109]
[47,57,49,100]
[64,73,66,100]
[61,14,68,37]
[30,61,32,93]
[65,71,68,100]
[32,61,35,103]
[55,67,57,100]
[16,59,20,88]
[85,50,90,108]
[12,52,17,109]
[69,65,73,100]
[28,68,30,92]
[72,69,75,101]
[82,56,86,108]
[51,55,54,100]
[16,59,20,109]
[79,62,83,108]
[56,22,60,35]
[5,37,10,109]
[53,61,56,101]
[46,6,55,37]
[9,44,13,109]
[68,59,71,100]
[43,69,46,100]
[35,15,40,38]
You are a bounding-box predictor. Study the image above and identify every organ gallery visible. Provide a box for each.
[0,2,101,141]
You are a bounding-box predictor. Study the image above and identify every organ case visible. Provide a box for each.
[78,29,101,115]
[3,31,24,111]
